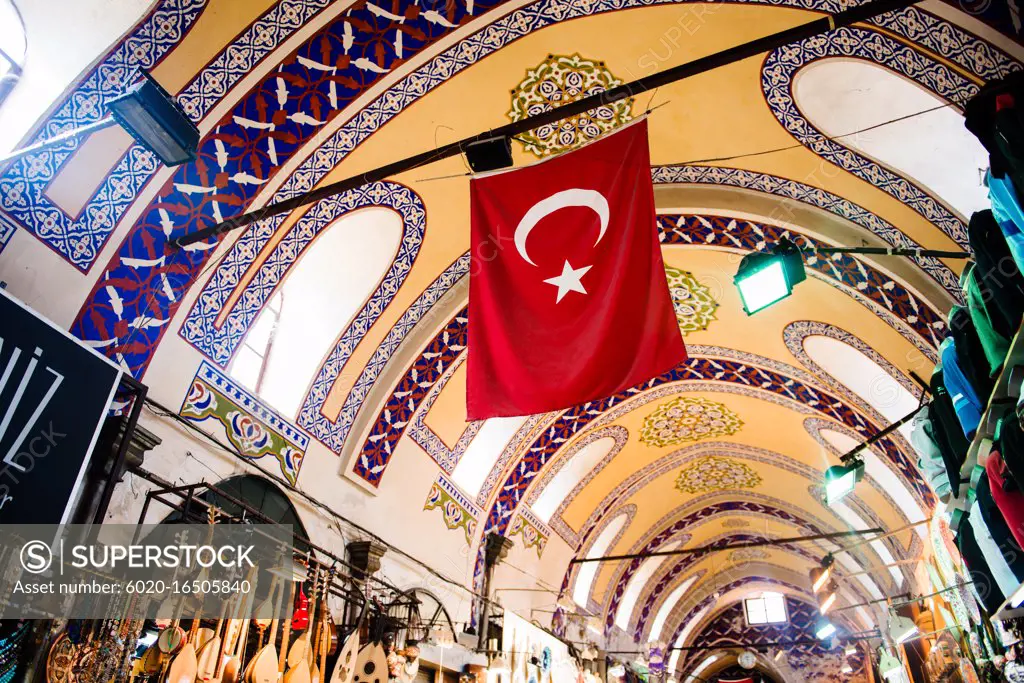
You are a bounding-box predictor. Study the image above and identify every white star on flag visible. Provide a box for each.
[543,260,592,303]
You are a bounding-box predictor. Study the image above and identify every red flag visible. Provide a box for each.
[467,119,686,419]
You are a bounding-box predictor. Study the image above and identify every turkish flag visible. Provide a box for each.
[467,119,686,419]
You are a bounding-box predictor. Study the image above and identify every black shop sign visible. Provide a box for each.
[0,289,121,524]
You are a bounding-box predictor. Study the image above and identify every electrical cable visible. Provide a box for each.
[675,98,967,166]
[138,397,570,615]
[140,399,493,608]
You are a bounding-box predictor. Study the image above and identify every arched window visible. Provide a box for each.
[0,0,26,104]
[163,474,311,552]
[615,541,682,630]
[229,207,402,416]
[574,512,629,606]
[795,59,988,217]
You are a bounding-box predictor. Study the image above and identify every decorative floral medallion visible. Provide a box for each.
[665,267,719,336]
[424,474,480,544]
[508,53,632,157]
[180,362,308,484]
[640,397,743,448]
[674,456,762,494]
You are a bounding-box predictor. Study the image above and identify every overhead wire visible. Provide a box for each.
[675,97,969,166]
[140,399,495,609]
[140,397,567,613]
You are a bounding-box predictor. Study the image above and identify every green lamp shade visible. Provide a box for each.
[733,240,807,315]
[824,461,865,505]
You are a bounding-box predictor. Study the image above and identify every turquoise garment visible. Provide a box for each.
[988,170,1024,271]
[939,336,983,438]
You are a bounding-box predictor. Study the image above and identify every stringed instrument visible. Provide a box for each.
[158,530,193,657]
[278,579,297,676]
[197,598,230,680]
[352,600,388,683]
[246,568,285,683]
[292,586,310,632]
[167,508,218,683]
[329,595,369,683]
[287,565,320,669]
[140,642,166,676]
[311,566,336,683]
[218,570,257,683]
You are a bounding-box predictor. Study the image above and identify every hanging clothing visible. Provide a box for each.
[998,414,1024,492]
[910,404,954,501]
[940,336,985,439]
[949,301,997,397]
[989,169,1024,272]
[986,449,1024,549]
[965,73,1024,187]
[957,516,1007,614]
[975,472,1024,594]
[968,210,1024,341]
[961,263,1011,381]
[930,368,970,491]
[967,497,1017,605]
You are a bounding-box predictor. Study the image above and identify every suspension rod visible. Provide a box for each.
[570,529,882,564]
[173,0,922,248]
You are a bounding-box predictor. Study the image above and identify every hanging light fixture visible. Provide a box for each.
[733,238,807,315]
[823,460,865,505]
[811,558,833,592]
[814,618,836,640]
[0,70,199,166]
[878,648,903,680]
[886,608,919,645]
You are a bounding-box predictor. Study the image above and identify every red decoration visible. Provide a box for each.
[467,119,686,419]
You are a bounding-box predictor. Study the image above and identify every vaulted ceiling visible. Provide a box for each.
[1,0,1020,681]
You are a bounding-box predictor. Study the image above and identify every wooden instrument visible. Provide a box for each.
[329,597,368,683]
[197,598,229,680]
[352,623,388,683]
[165,638,198,683]
[246,571,284,683]
[218,569,256,683]
[292,585,310,632]
[279,579,296,674]
[287,566,320,669]
[167,507,217,683]
[140,642,166,676]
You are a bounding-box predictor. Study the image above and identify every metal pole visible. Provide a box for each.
[172,0,922,249]
[833,593,911,612]
[839,558,921,579]
[838,405,927,463]
[570,528,882,564]
[815,246,970,259]
[93,376,148,524]
[0,116,118,164]
[834,519,931,554]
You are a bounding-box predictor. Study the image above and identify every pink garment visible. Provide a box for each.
[986,450,1024,548]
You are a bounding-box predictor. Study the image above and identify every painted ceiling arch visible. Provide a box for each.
[3,0,1019,675]
[554,492,900,634]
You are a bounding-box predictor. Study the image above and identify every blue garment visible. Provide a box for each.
[939,337,984,439]
[988,170,1024,271]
